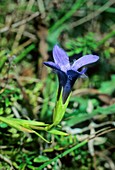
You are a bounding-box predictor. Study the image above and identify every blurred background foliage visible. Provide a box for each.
[0,0,115,169]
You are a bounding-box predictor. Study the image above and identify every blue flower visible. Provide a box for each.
[44,45,99,103]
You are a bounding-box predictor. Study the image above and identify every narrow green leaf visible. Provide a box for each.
[37,140,88,170]
[34,155,49,163]
[14,44,35,63]
[49,129,68,136]
[32,130,51,143]
[0,117,48,126]
[49,0,85,33]
[65,104,115,127]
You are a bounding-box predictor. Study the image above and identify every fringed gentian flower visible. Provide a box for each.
[44,45,99,104]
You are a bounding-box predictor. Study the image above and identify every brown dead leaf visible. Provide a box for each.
[73,88,115,105]
[37,25,49,79]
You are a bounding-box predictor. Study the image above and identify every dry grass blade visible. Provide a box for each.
[70,0,115,28]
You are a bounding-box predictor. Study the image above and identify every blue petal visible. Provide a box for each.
[79,67,87,74]
[56,70,67,101]
[43,61,60,71]
[57,70,67,87]
[62,79,72,103]
[67,70,81,88]
[53,45,70,72]
[78,68,88,78]
[71,55,99,71]
[62,69,87,103]
[62,70,81,103]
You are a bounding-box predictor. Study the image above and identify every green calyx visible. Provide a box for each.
[53,88,71,126]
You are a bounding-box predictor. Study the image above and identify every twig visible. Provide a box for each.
[0,55,11,94]
[82,121,115,134]
[37,0,45,16]
[23,31,37,40]
[38,127,115,170]
[70,0,115,28]
[88,122,95,156]
[87,127,115,141]
[95,152,115,170]
[97,29,115,47]
[0,12,39,33]
[12,0,36,49]
[0,154,14,169]
[62,121,114,135]
[13,11,39,28]
[72,88,100,96]
[49,0,85,33]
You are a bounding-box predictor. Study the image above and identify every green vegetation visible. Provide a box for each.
[0,0,115,169]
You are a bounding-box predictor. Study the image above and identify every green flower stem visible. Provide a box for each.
[37,139,88,170]
[45,90,71,131]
